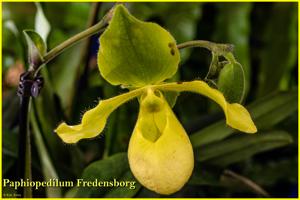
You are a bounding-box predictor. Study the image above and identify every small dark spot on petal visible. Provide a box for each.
[170,49,175,56]
[177,81,183,84]
[168,42,175,48]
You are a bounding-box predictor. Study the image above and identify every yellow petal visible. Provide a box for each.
[128,89,194,195]
[153,81,257,133]
[55,88,143,143]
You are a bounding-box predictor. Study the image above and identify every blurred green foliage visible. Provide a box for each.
[2,2,298,198]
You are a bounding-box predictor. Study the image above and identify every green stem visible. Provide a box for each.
[42,25,105,64]
[24,100,32,197]
[36,6,114,72]
[177,40,234,55]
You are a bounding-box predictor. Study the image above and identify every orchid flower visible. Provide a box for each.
[55,5,257,195]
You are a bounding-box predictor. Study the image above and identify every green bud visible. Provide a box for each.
[217,62,245,103]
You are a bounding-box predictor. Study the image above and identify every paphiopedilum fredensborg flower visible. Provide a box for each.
[55,5,257,195]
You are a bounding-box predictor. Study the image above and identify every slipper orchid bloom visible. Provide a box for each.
[55,5,257,195]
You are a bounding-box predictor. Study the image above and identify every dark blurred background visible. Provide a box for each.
[2,2,298,198]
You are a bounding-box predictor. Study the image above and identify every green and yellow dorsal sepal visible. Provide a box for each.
[98,5,180,87]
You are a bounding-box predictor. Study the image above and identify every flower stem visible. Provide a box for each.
[177,40,236,85]
[36,5,114,72]
[177,40,234,55]
[223,170,270,197]
[42,24,105,65]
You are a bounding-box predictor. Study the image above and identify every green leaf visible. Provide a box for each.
[248,90,298,130]
[98,5,180,87]
[35,2,51,42]
[217,62,245,103]
[75,153,139,197]
[23,30,46,67]
[190,90,297,147]
[257,3,297,96]
[30,111,61,198]
[195,130,293,167]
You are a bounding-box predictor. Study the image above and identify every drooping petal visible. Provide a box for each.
[55,88,143,143]
[128,89,194,195]
[153,80,257,133]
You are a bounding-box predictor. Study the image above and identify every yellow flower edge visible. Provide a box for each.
[128,89,194,195]
[153,80,257,133]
